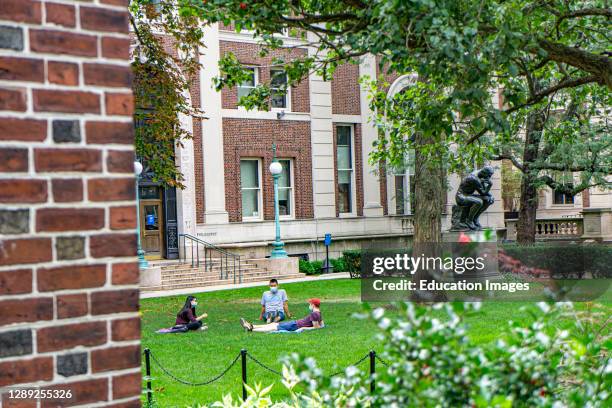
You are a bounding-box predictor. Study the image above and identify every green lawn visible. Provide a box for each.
[141,278,610,407]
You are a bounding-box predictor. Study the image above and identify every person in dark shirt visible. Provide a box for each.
[240,298,323,332]
[175,295,208,331]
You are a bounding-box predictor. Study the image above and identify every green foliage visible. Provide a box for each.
[330,257,347,272]
[298,259,324,275]
[129,0,204,188]
[502,243,612,279]
[342,250,361,278]
[175,0,611,174]
[299,257,348,274]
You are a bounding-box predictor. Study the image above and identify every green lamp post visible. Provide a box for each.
[134,161,149,269]
[269,144,288,259]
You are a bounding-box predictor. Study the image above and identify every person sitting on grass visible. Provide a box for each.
[259,278,291,323]
[175,295,208,331]
[241,298,322,333]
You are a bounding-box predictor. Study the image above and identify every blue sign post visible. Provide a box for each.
[324,233,332,246]
[321,233,333,274]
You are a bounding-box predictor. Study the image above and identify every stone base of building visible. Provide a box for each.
[140,265,162,290]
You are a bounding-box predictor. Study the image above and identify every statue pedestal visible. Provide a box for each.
[443,230,497,243]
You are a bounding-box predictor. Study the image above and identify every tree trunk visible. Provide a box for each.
[411,132,445,301]
[413,135,443,244]
[516,175,538,244]
[516,109,546,244]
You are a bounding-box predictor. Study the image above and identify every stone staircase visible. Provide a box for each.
[150,258,306,291]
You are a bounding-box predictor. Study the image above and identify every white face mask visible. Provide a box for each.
[270,286,278,293]
[191,301,197,307]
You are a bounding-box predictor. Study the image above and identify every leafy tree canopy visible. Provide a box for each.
[179,0,611,170]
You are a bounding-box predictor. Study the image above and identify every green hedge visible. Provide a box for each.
[299,256,349,275]
[299,259,323,275]
[501,243,611,279]
[342,250,361,279]
[339,244,611,279]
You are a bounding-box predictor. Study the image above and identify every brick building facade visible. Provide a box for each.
[0,0,140,406]
[162,24,507,262]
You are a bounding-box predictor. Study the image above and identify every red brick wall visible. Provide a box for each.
[582,190,590,208]
[332,124,364,217]
[0,1,140,406]
[223,118,314,222]
[331,62,361,115]
[219,41,310,113]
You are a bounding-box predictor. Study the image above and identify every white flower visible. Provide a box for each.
[391,328,405,340]
[535,332,550,346]
[378,317,391,329]
[372,307,385,319]
[537,302,551,313]
[346,366,359,377]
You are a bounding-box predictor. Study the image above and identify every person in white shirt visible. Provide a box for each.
[259,279,291,323]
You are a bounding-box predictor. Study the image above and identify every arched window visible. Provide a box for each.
[386,75,418,215]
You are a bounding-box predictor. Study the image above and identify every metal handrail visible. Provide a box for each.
[178,234,242,284]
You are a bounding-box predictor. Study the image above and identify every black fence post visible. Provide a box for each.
[369,350,376,393]
[241,349,248,401]
[144,348,152,405]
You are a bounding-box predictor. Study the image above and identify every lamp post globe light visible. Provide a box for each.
[134,161,149,269]
[269,144,288,259]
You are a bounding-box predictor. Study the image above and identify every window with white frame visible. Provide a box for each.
[270,69,289,109]
[336,125,354,213]
[240,159,262,219]
[237,67,258,100]
[278,159,293,217]
[391,150,415,215]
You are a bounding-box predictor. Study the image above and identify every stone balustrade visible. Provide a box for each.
[505,208,612,242]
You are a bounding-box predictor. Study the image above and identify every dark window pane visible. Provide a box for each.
[395,175,405,214]
[139,186,160,199]
[338,182,352,213]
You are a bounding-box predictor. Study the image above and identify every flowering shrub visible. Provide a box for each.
[194,300,609,408]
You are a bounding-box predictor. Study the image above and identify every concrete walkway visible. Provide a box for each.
[140,272,351,299]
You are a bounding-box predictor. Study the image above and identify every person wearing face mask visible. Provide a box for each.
[259,279,291,323]
[175,295,208,331]
[241,298,323,333]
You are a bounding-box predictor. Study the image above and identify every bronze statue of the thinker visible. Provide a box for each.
[451,166,495,231]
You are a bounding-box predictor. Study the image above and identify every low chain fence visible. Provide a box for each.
[143,347,390,403]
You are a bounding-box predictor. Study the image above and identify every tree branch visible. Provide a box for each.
[495,152,525,172]
[537,40,612,87]
[466,75,598,144]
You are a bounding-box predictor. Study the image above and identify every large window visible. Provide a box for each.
[270,69,289,109]
[237,67,257,100]
[240,159,262,219]
[336,125,354,214]
[278,159,293,217]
